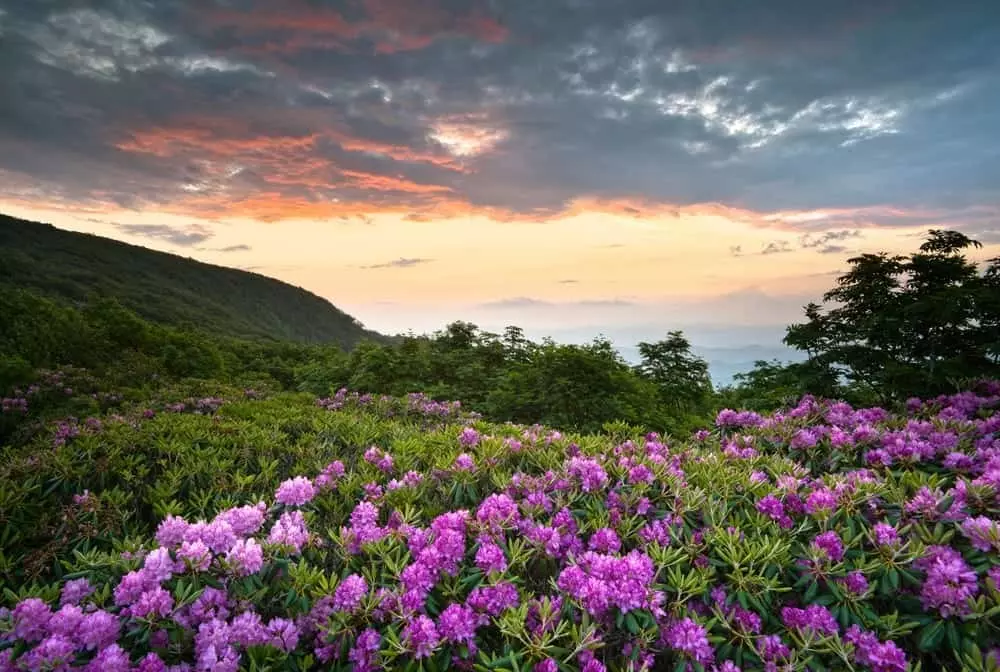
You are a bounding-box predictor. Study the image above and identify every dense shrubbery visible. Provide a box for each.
[2,370,1000,671]
[2,290,718,436]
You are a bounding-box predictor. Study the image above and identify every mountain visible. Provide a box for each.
[0,214,386,348]
[617,344,807,387]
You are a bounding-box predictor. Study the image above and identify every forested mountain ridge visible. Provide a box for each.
[0,214,386,347]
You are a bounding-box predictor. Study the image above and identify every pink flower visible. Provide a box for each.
[275,476,316,506]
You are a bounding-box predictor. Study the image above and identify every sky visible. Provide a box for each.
[2,0,1000,364]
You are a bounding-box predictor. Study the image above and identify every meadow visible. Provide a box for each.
[2,366,999,671]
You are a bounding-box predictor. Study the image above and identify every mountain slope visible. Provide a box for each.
[0,214,386,347]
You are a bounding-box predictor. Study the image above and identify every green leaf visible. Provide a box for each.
[919,622,944,651]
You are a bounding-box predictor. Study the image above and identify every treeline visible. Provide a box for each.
[0,288,715,435]
[3,229,998,435]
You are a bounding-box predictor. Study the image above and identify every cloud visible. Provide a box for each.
[361,257,434,269]
[0,0,997,227]
[818,244,848,254]
[115,222,214,246]
[731,240,795,256]
[799,229,862,249]
[761,241,793,255]
[214,243,252,252]
[557,279,578,284]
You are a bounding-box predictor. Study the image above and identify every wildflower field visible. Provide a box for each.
[2,371,1000,671]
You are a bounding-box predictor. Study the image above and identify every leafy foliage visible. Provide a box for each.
[2,368,1000,671]
[785,230,1000,402]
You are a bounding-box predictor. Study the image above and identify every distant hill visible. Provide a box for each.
[618,344,807,387]
[0,214,387,348]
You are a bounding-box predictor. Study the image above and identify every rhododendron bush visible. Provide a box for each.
[3,381,1000,671]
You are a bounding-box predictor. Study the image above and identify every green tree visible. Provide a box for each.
[784,229,1000,401]
[634,331,713,414]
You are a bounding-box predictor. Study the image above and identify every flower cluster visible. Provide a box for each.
[3,383,1000,671]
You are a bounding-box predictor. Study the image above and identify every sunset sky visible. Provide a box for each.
[2,0,999,357]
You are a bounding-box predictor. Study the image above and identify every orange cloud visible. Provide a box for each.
[339,169,453,194]
[114,119,463,195]
[329,132,468,172]
[116,127,321,158]
[170,192,361,222]
[205,0,507,54]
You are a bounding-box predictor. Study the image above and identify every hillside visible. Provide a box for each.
[2,364,998,670]
[0,214,386,347]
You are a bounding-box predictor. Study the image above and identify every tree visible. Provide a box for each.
[784,229,1000,401]
[635,331,713,413]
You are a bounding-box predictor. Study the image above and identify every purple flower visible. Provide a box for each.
[268,510,310,553]
[403,615,441,659]
[155,514,190,547]
[315,460,346,490]
[214,503,267,537]
[476,494,520,531]
[638,519,674,546]
[729,607,761,634]
[960,516,1000,553]
[534,660,559,672]
[275,476,316,506]
[454,453,476,471]
[756,495,793,528]
[79,610,120,650]
[914,545,979,617]
[177,540,212,572]
[46,603,83,639]
[840,571,869,595]
[333,574,368,613]
[781,604,838,636]
[565,457,609,493]
[132,587,174,620]
[872,522,900,547]
[135,653,169,672]
[226,538,264,576]
[348,628,382,671]
[663,617,714,665]
[804,488,838,515]
[588,528,621,554]
[13,597,52,642]
[144,547,181,583]
[628,464,654,485]
[812,531,845,563]
[364,446,395,473]
[459,427,481,447]
[267,617,300,652]
[437,603,478,647]
[85,643,131,672]
[184,519,237,554]
[475,540,508,574]
[758,634,791,662]
[60,578,94,606]
[467,582,520,618]
[845,625,908,672]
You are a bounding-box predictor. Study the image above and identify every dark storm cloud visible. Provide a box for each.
[0,0,998,225]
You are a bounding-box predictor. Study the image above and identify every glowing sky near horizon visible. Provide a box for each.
[2,0,999,345]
